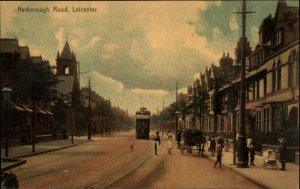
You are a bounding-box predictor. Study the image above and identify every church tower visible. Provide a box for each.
[56,40,78,76]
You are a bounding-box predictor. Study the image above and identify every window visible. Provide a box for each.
[220,116,224,132]
[256,80,260,99]
[272,63,276,92]
[263,108,270,133]
[209,116,214,132]
[264,76,267,95]
[64,66,70,75]
[288,58,293,87]
[259,78,264,98]
[277,62,281,90]
[273,29,284,47]
[236,111,240,131]
[258,50,264,65]
[252,81,256,99]
[256,110,262,132]
[201,117,205,131]
[297,51,299,85]
[288,50,296,87]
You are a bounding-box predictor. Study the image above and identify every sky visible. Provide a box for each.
[1,1,298,115]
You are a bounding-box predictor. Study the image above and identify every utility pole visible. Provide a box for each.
[162,99,165,136]
[88,78,91,140]
[156,107,159,132]
[234,0,254,168]
[175,81,178,132]
[71,109,74,144]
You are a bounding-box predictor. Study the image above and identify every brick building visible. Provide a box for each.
[183,0,299,147]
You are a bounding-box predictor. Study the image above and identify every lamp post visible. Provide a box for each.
[175,111,181,133]
[2,85,13,157]
[64,100,74,144]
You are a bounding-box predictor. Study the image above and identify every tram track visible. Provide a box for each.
[83,147,152,189]
[16,132,154,189]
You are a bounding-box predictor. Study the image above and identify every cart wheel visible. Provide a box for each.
[3,173,19,189]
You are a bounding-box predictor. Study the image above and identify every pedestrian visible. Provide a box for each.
[224,139,230,152]
[176,131,181,149]
[245,145,249,166]
[167,134,174,155]
[214,140,223,168]
[279,138,287,170]
[210,138,216,157]
[249,142,256,166]
[153,131,161,155]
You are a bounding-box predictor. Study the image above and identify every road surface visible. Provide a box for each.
[11,131,263,189]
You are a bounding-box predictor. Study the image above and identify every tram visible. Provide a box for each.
[136,107,150,139]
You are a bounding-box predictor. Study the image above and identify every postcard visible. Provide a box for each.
[0,1,299,189]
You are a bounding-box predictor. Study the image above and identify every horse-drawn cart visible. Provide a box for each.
[180,129,206,156]
[1,157,26,189]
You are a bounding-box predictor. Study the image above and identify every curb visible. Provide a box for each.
[205,155,270,189]
[14,140,93,159]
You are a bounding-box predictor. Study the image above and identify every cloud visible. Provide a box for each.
[212,27,223,41]
[82,36,101,49]
[184,27,218,63]
[250,25,259,46]
[229,14,238,30]
[90,71,124,92]
[194,72,200,80]
[0,2,20,29]
[71,39,78,48]
[2,1,283,114]
[178,87,188,94]
[212,1,222,7]
[30,48,42,56]
[103,43,119,52]
[130,88,169,96]
[55,27,65,52]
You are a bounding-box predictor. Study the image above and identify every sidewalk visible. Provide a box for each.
[1,137,90,159]
[205,147,299,189]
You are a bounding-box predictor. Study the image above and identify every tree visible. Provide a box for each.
[12,59,58,152]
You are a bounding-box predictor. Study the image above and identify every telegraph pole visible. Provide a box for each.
[162,98,165,136]
[234,0,254,168]
[88,78,91,140]
[175,81,178,132]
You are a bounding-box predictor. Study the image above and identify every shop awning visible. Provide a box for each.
[45,110,53,115]
[12,105,25,111]
[36,108,47,114]
[21,105,33,112]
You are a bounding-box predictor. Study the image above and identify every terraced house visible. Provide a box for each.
[184,0,299,155]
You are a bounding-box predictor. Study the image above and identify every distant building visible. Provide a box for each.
[55,39,82,136]
[55,40,80,104]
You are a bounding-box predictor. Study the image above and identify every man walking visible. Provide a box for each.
[210,138,216,157]
[279,138,287,170]
[249,142,256,166]
[214,140,223,168]
[154,131,161,155]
